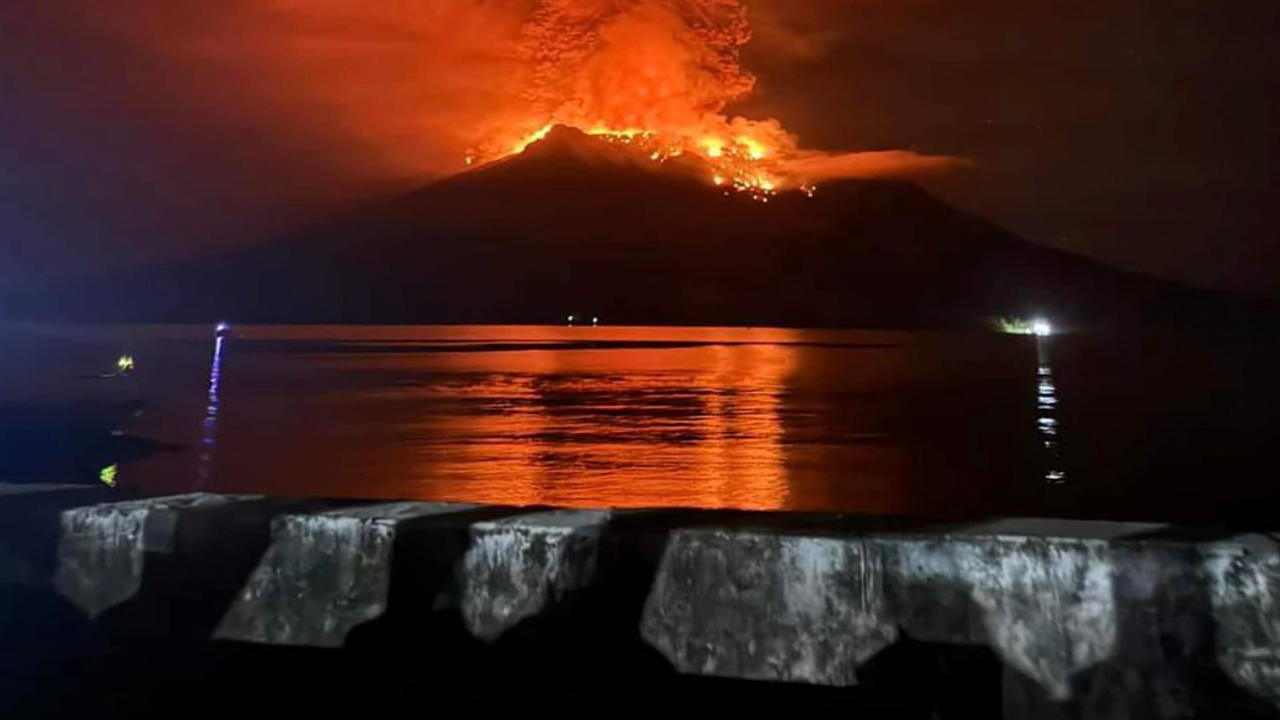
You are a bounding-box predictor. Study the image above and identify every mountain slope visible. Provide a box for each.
[23,126,1263,328]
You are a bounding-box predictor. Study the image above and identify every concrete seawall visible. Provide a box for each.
[2,484,1279,718]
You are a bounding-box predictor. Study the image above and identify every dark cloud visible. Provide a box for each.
[737,0,1280,297]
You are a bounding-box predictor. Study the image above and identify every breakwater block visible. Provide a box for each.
[641,519,1280,719]
[216,502,486,647]
[461,510,612,641]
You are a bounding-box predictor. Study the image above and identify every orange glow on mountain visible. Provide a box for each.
[99,0,963,202]
[500,121,786,202]
[460,2,960,198]
[465,1,808,202]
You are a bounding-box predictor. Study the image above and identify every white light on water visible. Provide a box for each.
[1035,349,1066,484]
[216,321,231,334]
[1033,319,1053,338]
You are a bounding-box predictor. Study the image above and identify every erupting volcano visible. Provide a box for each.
[32,122,1246,329]
[11,1,1261,330]
[462,0,955,200]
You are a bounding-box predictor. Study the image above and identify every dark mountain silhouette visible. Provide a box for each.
[18,126,1271,328]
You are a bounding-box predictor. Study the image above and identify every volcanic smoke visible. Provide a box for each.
[72,0,963,203]
[468,0,964,198]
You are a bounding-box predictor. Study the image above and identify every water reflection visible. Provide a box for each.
[195,332,225,488]
[137,326,1035,515]
[405,340,797,509]
[1037,336,1066,485]
[36,323,1280,521]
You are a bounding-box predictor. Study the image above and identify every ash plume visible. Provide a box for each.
[782,150,973,184]
[486,0,964,185]
[17,0,961,184]
[518,0,755,129]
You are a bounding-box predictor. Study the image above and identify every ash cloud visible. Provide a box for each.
[782,150,972,185]
[37,0,962,182]
[518,0,754,124]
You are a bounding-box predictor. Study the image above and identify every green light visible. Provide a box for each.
[99,464,119,488]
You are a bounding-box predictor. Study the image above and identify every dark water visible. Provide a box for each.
[3,323,1278,523]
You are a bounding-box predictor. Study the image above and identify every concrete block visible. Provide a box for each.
[55,493,257,618]
[1205,539,1280,708]
[889,534,1117,701]
[0,484,113,587]
[641,529,895,686]
[217,502,479,648]
[461,510,611,642]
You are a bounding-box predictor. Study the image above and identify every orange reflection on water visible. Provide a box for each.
[132,324,947,513]
[383,329,800,509]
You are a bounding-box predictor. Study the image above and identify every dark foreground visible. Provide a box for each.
[2,486,1278,719]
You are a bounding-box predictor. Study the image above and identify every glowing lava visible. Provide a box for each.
[465,1,811,202]
[463,1,956,200]
[498,122,790,202]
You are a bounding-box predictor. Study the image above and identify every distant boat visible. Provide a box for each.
[95,354,136,379]
[566,314,601,327]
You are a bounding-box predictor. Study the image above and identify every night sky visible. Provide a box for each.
[2,0,1277,298]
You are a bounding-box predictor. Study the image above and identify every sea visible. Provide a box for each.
[1,322,1277,525]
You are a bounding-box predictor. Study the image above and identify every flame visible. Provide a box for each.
[511,124,556,155]
[499,119,783,201]
[499,124,786,202]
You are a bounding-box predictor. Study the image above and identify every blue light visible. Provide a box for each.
[196,333,225,489]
